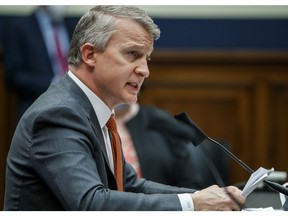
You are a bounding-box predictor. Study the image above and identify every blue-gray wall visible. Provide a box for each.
[153,18,288,50]
[1,15,288,51]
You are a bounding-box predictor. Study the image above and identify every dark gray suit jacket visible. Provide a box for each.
[125,105,203,188]
[126,105,230,189]
[4,74,195,210]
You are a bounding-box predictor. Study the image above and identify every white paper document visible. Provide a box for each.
[241,167,274,197]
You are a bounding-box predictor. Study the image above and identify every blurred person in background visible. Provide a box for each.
[115,103,230,189]
[115,103,198,188]
[3,6,75,119]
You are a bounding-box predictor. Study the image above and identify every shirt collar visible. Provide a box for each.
[68,71,112,128]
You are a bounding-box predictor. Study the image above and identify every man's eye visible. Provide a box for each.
[128,51,137,57]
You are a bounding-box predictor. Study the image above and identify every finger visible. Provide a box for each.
[226,189,245,211]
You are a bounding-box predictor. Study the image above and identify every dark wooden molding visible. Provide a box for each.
[151,49,288,65]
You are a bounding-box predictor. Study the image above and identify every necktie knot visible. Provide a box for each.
[106,116,117,132]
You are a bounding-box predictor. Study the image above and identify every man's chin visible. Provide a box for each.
[125,96,138,104]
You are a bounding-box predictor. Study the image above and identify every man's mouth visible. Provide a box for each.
[127,82,139,90]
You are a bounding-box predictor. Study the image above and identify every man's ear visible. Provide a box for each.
[81,43,97,67]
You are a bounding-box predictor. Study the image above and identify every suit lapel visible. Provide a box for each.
[58,74,112,171]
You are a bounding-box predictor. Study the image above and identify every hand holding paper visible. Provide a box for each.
[241,167,274,197]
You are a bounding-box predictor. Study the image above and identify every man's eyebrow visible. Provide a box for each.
[125,42,144,48]
[125,43,154,57]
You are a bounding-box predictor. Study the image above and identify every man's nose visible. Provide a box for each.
[135,60,150,78]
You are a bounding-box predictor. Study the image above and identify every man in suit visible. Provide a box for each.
[3,6,75,119]
[4,5,245,210]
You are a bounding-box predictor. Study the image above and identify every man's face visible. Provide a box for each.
[92,18,154,109]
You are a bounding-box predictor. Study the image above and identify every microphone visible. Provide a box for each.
[146,107,205,143]
[146,108,243,208]
[174,112,288,197]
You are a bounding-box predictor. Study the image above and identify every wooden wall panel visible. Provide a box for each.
[270,85,288,170]
[140,78,253,183]
[139,51,288,185]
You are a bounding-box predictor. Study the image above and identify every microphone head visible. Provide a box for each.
[147,109,198,144]
[147,110,208,146]
[174,112,208,146]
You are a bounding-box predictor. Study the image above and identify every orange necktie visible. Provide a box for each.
[106,116,123,191]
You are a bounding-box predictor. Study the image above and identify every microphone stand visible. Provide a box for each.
[208,136,288,196]
[175,112,288,197]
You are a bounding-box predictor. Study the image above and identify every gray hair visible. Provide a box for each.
[68,5,161,66]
